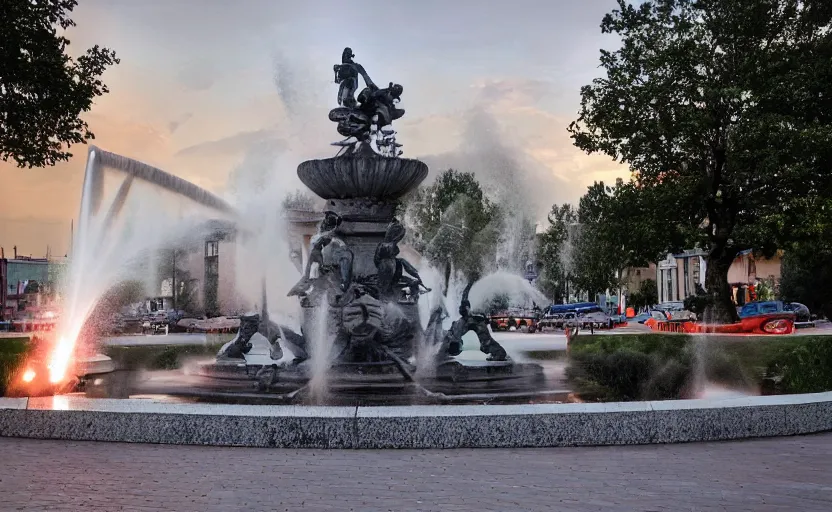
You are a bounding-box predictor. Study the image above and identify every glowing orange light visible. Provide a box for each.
[22,369,36,383]
[48,335,75,384]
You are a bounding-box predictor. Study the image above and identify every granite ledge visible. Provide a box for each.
[0,392,830,448]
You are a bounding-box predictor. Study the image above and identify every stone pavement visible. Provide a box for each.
[1,434,831,511]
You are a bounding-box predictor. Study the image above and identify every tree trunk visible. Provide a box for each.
[703,246,739,324]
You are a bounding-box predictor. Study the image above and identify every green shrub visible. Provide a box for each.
[566,349,654,401]
[0,338,33,396]
[565,333,828,401]
[764,337,832,393]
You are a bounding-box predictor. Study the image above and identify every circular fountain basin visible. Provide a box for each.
[297,156,429,200]
[2,391,830,448]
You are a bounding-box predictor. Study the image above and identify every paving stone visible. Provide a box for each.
[0,434,830,511]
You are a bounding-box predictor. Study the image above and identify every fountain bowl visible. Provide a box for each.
[297,155,429,200]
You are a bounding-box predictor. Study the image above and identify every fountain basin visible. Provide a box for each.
[297,156,429,200]
[2,391,831,448]
[186,358,550,405]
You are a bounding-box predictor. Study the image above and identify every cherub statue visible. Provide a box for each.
[288,211,353,298]
[374,219,430,300]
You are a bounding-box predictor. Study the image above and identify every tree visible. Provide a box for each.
[550,180,682,302]
[535,203,578,303]
[628,279,659,310]
[405,169,499,283]
[569,0,832,322]
[157,247,199,313]
[281,189,319,211]
[572,183,625,299]
[780,241,832,318]
[1,0,119,168]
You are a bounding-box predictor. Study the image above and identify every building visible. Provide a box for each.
[147,219,240,316]
[657,250,707,304]
[656,249,783,305]
[621,264,657,295]
[0,249,65,320]
[727,250,783,305]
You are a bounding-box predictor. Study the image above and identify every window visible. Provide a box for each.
[205,241,219,257]
[683,258,689,297]
[205,258,219,277]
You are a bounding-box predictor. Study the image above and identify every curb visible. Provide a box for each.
[1,393,831,449]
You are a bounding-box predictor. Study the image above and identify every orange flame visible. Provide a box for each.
[22,369,36,383]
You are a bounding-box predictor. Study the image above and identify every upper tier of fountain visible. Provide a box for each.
[297,152,428,200]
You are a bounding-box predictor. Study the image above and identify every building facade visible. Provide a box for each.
[657,249,783,305]
[657,250,707,304]
[727,250,782,304]
[0,255,65,320]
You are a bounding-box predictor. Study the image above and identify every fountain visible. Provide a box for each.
[4,49,829,449]
[190,48,545,403]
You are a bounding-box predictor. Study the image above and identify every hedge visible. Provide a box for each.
[566,334,832,401]
[0,337,34,396]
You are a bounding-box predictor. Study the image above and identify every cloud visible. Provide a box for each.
[174,129,281,158]
[168,112,193,133]
[471,79,552,107]
[177,65,215,92]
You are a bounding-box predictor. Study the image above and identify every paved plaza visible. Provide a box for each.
[1,433,830,511]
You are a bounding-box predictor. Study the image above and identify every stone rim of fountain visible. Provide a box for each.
[1,392,830,448]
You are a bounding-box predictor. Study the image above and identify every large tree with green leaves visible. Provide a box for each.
[569,0,832,321]
[1,0,119,168]
[536,203,578,303]
[405,169,499,283]
[543,180,683,302]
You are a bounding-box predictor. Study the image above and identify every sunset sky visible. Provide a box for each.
[0,0,628,257]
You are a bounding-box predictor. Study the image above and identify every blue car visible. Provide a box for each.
[739,301,811,322]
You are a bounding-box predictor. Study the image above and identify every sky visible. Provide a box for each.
[0,0,628,257]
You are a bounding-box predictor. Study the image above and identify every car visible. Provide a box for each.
[739,300,809,322]
[784,302,811,323]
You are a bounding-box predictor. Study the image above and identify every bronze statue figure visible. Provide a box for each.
[217,312,259,359]
[374,219,429,300]
[288,211,354,299]
[443,281,508,361]
[330,48,405,156]
[333,47,376,108]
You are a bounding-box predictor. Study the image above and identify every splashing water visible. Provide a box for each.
[48,148,234,384]
[230,169,304,328]
[467,270,547,313]
[307,294,332,402]
[696,384,750,400]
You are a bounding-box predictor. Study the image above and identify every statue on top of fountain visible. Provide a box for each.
[330,47,405,157]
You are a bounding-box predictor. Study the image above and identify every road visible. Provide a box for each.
[1,433,830,511]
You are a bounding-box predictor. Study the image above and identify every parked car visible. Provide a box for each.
[740,300,802,318]
[784,302,811,323]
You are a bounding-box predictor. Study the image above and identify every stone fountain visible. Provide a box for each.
[198,48,543,403]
